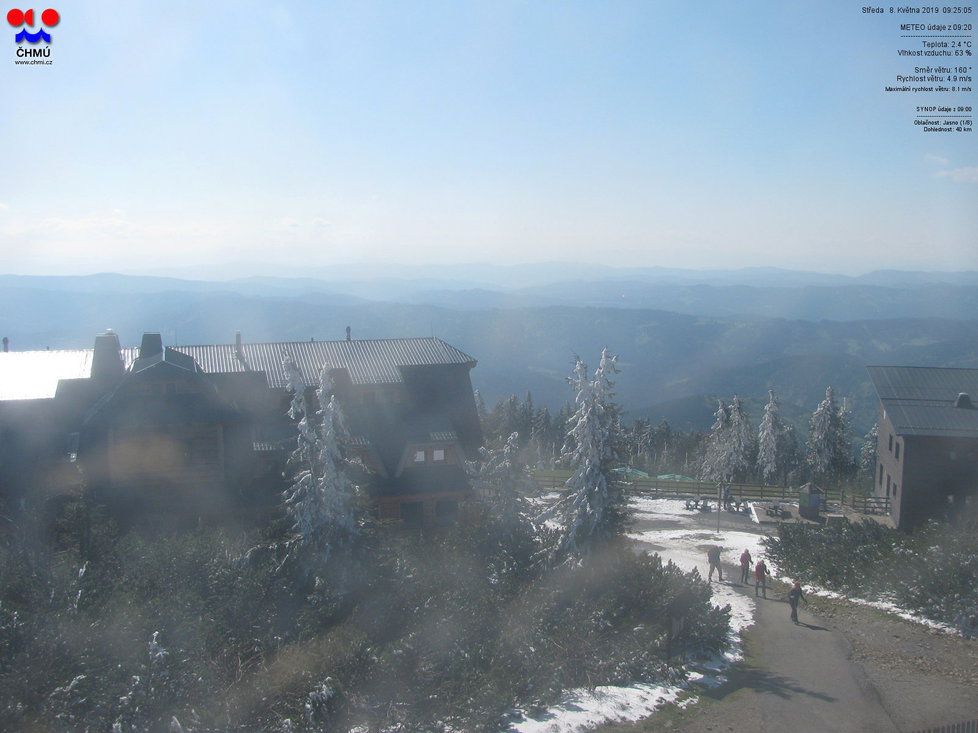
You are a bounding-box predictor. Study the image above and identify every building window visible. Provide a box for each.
[888,434,893,452]
[892,483,898,496]
[189,436,220,466]
[400,501,424,526]
[432,448,446,462]
[886,473,891,491]
[413,450,426,463]
[878,463,884,487]
[895,442,900,460]
[435,499,459,524]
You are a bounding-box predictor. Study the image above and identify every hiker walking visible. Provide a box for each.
[739,549,752,584]
[788,581,807,623]
[707,544,723,582]
[754,558,769,598]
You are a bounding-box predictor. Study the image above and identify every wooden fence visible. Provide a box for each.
[913,720,978,733]
[843,494,892,516]
[533,470,891,515]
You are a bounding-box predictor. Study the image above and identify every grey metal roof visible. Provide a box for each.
[0,350,97,400]
[881,401,978,438]
[867,366,978,438]
[180,338,475,387]
[0,337,476,400]
[867,365,978,402]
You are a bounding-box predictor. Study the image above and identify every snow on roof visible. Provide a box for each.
[0,337,477,401]
[0,350,95,400]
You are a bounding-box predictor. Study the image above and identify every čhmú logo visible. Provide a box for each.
[7,7,59,43]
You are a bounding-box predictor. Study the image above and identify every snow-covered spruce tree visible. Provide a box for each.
[553,349,627,558]
[859,421,879,482]
[468,431,540,577]
[806,386,855,486]
[700,399,732,483]
[281,354,360,566]
[530,406,554,468]
[726,395,756,482]
[473,389,488,428]
[757,389,788,484]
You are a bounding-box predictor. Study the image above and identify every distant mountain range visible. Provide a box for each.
[4,268,978,321]
[2,268,977,434]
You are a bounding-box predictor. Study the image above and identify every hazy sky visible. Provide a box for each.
[1,1,976,276]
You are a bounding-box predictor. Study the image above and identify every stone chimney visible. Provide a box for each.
[233,329,251,368]
[346,325,351,342]
[91,330,124,380]
[955,392,973,409]
[139,332,164,359]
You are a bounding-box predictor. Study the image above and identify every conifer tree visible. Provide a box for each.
[469,431,539,576]
[554,349,627,557]
[473,389,488,427]
[757,389,787,484]
[282,355,360,565]
[727,395,756,482]
[700,400,732,483]
[859,421,879,481]
[806,386,855,485]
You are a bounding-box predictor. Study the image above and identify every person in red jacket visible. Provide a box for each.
[740,549,752,584]
[754,559,769,598]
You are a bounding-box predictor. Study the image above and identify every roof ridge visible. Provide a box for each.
[174,336,450,348]
[867,364,978,372]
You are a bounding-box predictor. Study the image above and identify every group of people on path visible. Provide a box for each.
[707,545,807,623]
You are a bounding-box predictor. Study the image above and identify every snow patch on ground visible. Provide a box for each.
[528,491,563,508]
[788,585,961,635]
[627,527,772,663]
[630,497,696,523]
[507,500,777,733]
[508,683,686,733]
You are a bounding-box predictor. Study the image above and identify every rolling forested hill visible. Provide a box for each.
[3,272,978,435]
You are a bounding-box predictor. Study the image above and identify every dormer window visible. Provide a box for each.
[432,448,445,462]
[414,450,426,463]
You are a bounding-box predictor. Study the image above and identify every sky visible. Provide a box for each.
[0,0,976,276]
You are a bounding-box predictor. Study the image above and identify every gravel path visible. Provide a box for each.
[601,502,978,733]
[664,574,900,733]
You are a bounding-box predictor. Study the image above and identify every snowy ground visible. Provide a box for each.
[508,497,775,733]
[509,495,971,732]
[786,585,962,634]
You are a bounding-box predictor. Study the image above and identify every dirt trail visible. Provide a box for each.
[612,502,978,732]
[676,574,900,732]
[602,562,978,733]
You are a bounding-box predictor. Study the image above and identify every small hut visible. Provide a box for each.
[798,482,824,520]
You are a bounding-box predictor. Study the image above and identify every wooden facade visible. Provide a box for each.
[868,366,978,528]
[0,331,483,526]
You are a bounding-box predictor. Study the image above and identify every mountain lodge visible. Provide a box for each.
[0,331,483,526]
[868,365,978,529]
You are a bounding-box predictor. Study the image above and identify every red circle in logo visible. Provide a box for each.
[6,8,24,26]
[41,8,58,26]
